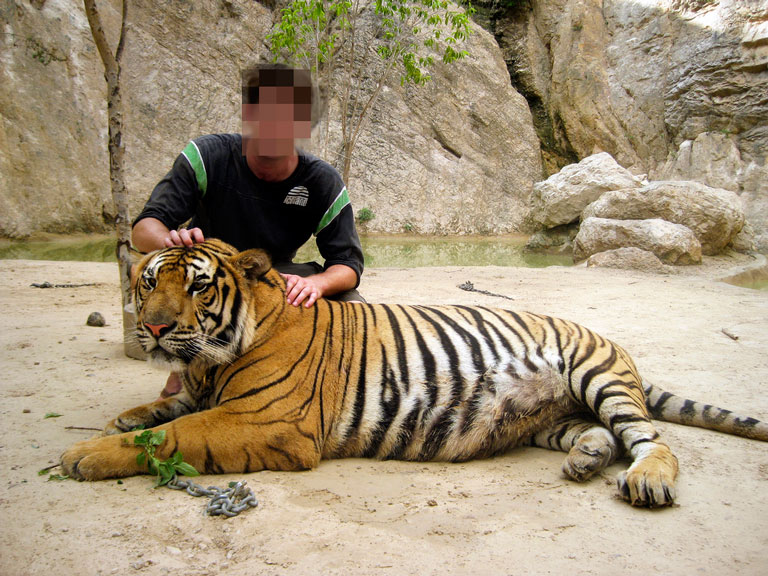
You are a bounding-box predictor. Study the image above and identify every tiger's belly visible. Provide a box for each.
[324,360,575,462]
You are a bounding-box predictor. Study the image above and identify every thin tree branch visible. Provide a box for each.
[83,0,118,74]
[116,0,128,63]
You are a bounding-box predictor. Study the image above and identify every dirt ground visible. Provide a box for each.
[1,253,767,575]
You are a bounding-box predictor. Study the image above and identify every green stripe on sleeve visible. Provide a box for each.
[315,187,350,236]
[181,141,208,196]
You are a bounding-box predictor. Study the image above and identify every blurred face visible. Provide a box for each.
[242,86,312,157]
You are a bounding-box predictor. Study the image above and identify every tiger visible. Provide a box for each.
[61,239,768,507]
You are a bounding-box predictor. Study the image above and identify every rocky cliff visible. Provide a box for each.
[1,0,275,237]
[1,0,539,238]
[1,0,766,250]
[490,0,768,249]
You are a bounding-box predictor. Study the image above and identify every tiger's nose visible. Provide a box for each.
[144,322,174,338]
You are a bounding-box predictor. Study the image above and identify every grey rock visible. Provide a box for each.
[86,312,106,327]
[526,153,642,230]
[322,7,541,234]
[655,132,743,193]
[573,217,702,265]
[582,180,744,255]
[586,247,669,273]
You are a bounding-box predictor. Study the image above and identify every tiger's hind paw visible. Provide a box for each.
[617,447,678,508]
[562,428,618,482]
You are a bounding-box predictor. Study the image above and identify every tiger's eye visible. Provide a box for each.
[190,279,208,293]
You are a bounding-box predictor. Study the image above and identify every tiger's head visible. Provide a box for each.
[133,239,272,370]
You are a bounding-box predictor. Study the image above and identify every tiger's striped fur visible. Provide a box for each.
[61,240,768,507]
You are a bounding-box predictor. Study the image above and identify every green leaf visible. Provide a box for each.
[133,430,153,447]
[173,462,200,478]
[47,473,69,482]
[149,430,166,446]
[136,451,147,468]
[44,412,62,419]
[155,461,176,487]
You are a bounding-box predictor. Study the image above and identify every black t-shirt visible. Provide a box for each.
[133,134,364,283]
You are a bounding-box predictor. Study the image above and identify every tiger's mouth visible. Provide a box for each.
[146,345,190,372]
[141,329,231,369]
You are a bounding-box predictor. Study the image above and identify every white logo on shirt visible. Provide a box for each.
[284,186,309,207]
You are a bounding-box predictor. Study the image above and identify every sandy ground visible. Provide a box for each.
[1,254,767,576]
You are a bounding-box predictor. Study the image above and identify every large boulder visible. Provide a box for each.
[525,152,642,230]
[582,181,744,255]
[573,217,702,265]
[586,247,669,274]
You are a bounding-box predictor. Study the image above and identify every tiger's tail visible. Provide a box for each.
[643,381,768,442]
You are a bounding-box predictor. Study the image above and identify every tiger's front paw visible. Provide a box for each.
[61,435,143,481]
[103,418,124,436]
[102,407,158,436]
[102,397,193,436]
[102,413,148,436]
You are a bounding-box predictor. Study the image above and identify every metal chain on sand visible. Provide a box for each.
[167,478,258,517]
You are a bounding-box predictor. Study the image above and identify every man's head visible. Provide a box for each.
[241,64,316,158]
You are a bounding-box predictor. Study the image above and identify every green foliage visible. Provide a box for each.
[267,0,352,72]
[38,465,69,481]
[44,412,62,419]
[133,429,199,487]
[269,0,473,85]
[356,207,375,223]
[26,37,67,66]
[371,0,474,85]
[46,473,70,481]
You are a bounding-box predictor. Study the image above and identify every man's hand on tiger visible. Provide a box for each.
[166,227,205,247]
[280,273,322,308]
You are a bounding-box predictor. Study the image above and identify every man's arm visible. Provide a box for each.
[132,137,215,252]
[132,217,205,252]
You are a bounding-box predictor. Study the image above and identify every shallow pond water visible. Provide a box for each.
[0,234,574,268]
[721,264,768,291]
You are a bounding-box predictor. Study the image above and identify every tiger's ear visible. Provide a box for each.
[231,249,272,281]
[129,245,146,265]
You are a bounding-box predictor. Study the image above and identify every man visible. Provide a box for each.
[132,64,365,396]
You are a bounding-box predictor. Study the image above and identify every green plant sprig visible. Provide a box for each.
[132,429,199,487]
[356,207,375,223]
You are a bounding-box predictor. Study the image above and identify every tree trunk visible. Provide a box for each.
[83,0,145,360]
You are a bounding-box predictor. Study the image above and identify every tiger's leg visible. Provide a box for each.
[529,415,621,482]
[583,372,679,507]
[62,406,322,481]
[102,390,197,436]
